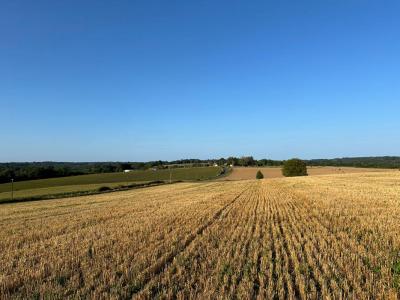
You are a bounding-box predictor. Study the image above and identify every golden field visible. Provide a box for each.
[1,172,400,299]
[221,166,393,180]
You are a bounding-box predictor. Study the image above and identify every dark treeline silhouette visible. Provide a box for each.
[0,161,168,184]
[0,156,399,183]
[306,156,400,169]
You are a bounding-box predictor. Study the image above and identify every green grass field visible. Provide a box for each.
[0,182,142,202]
[0,167,223,202]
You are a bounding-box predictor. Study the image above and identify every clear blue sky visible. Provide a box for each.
[1,1,399,162]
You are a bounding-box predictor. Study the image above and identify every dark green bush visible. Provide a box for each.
[256,170,264,179]
[97,186,112,192]
[282,159,308,177]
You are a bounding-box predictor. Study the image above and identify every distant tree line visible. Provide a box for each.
[0,156,398,184]
[0,161,167,184]
[306,156,400,169]
[225,157,283,167]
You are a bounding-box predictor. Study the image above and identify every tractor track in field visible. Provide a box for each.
[130,184,253,298]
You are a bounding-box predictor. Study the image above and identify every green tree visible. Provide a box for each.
[282,158,308,177]
[226,157,238,166]
[256,170,264,179]
[238,156,255,167]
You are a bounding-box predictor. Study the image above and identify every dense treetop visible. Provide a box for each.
[282,159,308,177]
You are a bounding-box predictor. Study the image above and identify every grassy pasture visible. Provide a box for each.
[0,167,222,202]
[0,182,146,202]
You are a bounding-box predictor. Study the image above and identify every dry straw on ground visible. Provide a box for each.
[221,166,392,180]
[1,172,400,298]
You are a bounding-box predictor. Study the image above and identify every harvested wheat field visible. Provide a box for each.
[1,172,400,298]
[222,166,393,180]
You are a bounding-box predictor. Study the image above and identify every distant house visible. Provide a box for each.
[123,169,132,173]
[213,163,218,167]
